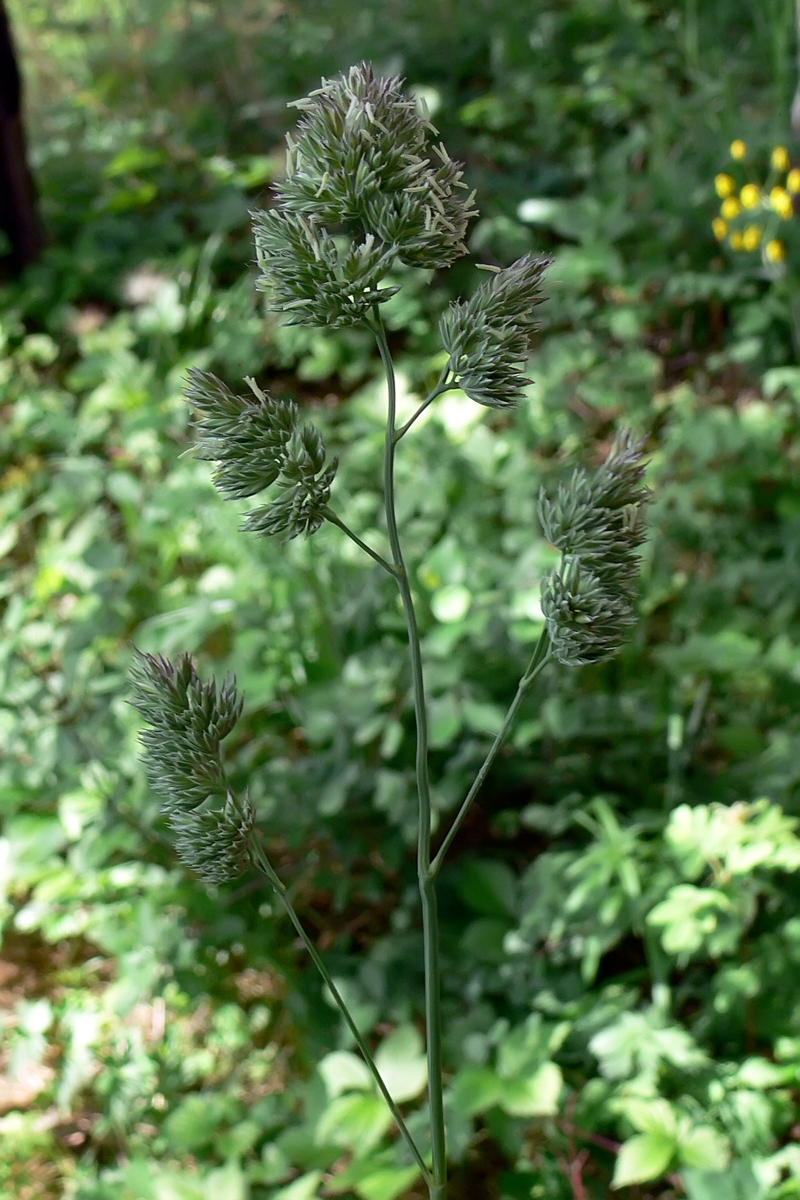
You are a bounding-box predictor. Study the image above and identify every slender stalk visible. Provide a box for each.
[430,631,551,878]
[323,506,398,576]
[373,306,447,1199]
[251,842,433,1188]
[394,366,454,442]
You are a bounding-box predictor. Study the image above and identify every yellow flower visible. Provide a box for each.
[729,231,744,250]
[740,183,761,209]
[730,139,747,160]
[769,186,793,219]
[765,239,786,263]
[787,168,800,194]
[715,173,736,198]
[771,145,790,172]
[742,225,761,250]
[721,197,741,219]
[712,217,728,240]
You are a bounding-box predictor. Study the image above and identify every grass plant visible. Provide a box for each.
[128,65,653,1199]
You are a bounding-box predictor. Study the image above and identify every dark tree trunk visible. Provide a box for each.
[0,0,44,276]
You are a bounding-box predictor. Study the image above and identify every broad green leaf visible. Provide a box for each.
[461,698,506,735]
[461,917,513,964]
[273,1172,324,1200]
[427,693,462,748]
[15,998,53,1037]
[121,1159,158,1200]
[449,1065,504,1117]
[457,860,517,919]
[356,1166,421,1200]
[374,1025,428,1103]
[59,788,103,839]
[734,1057,789,1088]
[318,1051,373,1098]
[431,584,472,623]
[627,1099,677,1137]
[682,1161,764,1200]
[153,1173,207,1200]
[163,1095,230,1153]
[590,1010,706,1079]
[203,1163,247,1200]
[656,631,761,676]
[217,1119,261,1160]
[678,1124,730,1171]
[314,1092,393,1155]
[647,885,733,955]
[500,1062,562,1117]
[612,1132,675,1189]
[496,1013,552,1079]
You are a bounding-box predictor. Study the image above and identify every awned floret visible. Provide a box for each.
[439,254,551,408]
[129,650,256,886]
[184,369,338,541]
[538,431,652,665]
[252,63,479,328]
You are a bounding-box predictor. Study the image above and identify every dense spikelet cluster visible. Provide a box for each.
[439,255,551,408]
[538,431,652,665]
[252,211,399,327]
[240,424,337,539]
[252,62,478,326]
[184,369,337,540]
[129,651,255,884]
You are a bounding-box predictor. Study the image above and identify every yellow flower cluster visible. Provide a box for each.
[711,140,793,266]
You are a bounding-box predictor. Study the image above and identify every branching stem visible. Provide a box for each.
[251,842,433,1187]
[323,506,398,576]
[373,306,447,1199]
[431,631,552,878]
[394,366,455,442]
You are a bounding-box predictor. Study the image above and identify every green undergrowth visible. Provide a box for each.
[2,1,800,1197]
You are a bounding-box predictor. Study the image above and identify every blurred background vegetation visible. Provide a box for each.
[2,1,800,1197]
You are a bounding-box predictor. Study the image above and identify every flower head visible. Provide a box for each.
[172,795,256,887]
[765,239,786,263]
[742,225,761,251]
[787,168,800,194]
[540,556,639,667]
[769,186,793,219]
[184,369,337,540]
[252,63,480,327]
[240,424,338,540]
[720,197,741,220]
[439,255,551,408]
[712,218,728,240]
[252,208,399,327]
[277,64,436,226]
[740,184,761,209]
[129,650,255,885]
[730,140,747,160]
[715,173,736,198]
[184,368,297,498]
[538,430,652,666]
[772,145,790,172]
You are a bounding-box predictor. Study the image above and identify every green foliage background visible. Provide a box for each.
[2,1,800,1197]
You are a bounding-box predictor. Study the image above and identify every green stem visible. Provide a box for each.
[373,306,447,1197]
[394,367,454,442]
[431,631,551,878]
[252,843,433,1188]
[323,507,398,576]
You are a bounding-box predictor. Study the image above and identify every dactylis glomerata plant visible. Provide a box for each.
[129,63,652,1199]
